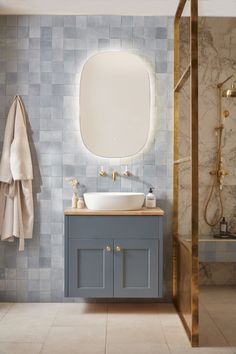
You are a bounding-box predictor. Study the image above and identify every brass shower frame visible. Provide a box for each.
[173,0,199,347]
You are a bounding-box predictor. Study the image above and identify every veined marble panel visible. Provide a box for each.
[180,17,236,239]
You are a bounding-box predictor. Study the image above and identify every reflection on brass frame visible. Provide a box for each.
[173,0,199,347]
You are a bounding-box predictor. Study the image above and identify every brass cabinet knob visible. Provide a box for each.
[105,246,112,252]
[115,246,122,252]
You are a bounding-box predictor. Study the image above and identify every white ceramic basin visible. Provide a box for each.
[84,192,145,210]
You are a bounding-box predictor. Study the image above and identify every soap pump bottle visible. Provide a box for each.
[220,217,228,237]
[145,187,156,208]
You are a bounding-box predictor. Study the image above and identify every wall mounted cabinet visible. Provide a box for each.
[64,212,163,299]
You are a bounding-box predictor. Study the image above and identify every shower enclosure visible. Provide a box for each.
[173,0,236,347]
[173,0,199,347]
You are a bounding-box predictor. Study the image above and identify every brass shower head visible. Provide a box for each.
[222,83,236,98]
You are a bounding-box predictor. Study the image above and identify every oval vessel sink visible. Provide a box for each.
[84,192,145,210]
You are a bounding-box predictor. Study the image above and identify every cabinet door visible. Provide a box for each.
[114,239,159,298]
[68,239,113,297]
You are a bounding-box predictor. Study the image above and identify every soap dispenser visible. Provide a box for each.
[145,187,156,208]
[220,217,228,237]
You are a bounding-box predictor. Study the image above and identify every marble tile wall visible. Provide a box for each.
[180,17,236,284]
[0,15,174,301]
[180,17,236,239]
[198,17,236,238]
[200,263,236,285]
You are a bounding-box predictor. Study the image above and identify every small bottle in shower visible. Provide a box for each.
[220,217,228,237]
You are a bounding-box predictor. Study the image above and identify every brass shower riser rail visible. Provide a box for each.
[174,64,191,92]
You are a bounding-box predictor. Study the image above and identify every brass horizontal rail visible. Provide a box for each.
[174,156,191,164]
[174,64,191,92]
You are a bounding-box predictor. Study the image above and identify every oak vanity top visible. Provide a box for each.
[64,207,164,216]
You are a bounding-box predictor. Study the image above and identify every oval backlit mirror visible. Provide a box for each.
[80,52,152,158]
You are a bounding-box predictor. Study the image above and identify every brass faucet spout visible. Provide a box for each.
[112,170,117,182]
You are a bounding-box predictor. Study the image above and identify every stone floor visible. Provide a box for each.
[199,285,236,349]
[0,286,235,353]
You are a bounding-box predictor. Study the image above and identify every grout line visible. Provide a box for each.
[39,303,61,354]
[104,303,108,354]
[159,313,172,354]
[0,303,15,322]
[202,301,231,347]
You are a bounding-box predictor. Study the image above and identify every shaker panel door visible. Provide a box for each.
[114,239,159,298]
[69,239,113,297]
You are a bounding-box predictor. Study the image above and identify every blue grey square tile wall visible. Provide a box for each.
[0,15,173,302]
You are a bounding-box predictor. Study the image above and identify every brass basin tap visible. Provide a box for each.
[99,166,107,177]
[112,170,117,182]
[123,165,130,177]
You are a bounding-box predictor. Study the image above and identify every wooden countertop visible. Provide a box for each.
[64,207,164,216]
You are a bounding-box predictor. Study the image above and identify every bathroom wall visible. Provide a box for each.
[0,15,173,301]
[198,18,236,237]
[180,17,236,284]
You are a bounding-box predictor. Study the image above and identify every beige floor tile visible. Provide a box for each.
[205,303,236,318]
[108,303,161,315]
[53,303,107,327]
[0,303,60,343]
[1,303,59,326]
[200,286,236,347]
[106,342,170,354]
[0,304,59,343]
[199,309,229,347]
[156,304,182,326]
[3,303,59,318]
[200,286,236,305]
[170,348,235,354]
[40,326,106,354]
[0,304,12,321]
[0,323,51,343]
[107,313,165,346]
[161,324,191,350]
[211,319,236,346]
[202,303,236,346]
[0,342,42,354]
[159,313,183,327]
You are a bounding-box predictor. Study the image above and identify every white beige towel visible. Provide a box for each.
[0,96,34,251]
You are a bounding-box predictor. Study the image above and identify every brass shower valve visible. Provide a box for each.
[215,124,224,131]
[209,167,229,191]
[218,169,229,179]
[209,169,229,177]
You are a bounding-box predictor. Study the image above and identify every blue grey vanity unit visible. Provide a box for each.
[64,208,164,298]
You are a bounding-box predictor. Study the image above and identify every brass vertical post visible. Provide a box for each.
[190,0,199,347]
[173,0,199,347]
[173,11,180,304]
